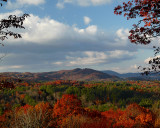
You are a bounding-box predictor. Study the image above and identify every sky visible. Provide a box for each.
[0,0,159,73]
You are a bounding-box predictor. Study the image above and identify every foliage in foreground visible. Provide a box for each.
[0,94,157,128]
[0,80,160,127]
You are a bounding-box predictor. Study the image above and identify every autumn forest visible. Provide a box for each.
[1,0,160,127]
[0,78,160,127]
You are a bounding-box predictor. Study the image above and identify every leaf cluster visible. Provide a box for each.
[114,0,160,45]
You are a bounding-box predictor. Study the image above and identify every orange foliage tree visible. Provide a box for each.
[0,94,157,128]
[101,109,124,127]
[115,103,156,127]
[53,94,105,127]
[53,94,83,126]
[0,103,53,128]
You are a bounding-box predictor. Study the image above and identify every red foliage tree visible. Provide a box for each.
[114,0,160,74]
[115,103,156,127]
[0,110,13,128]
[80,118,110,128]
[53,94,104,127]
[114,0,160,45]
[53,94,83,126]
[0,103,54,128]
[101,109,124,127]
[0,79,15,90]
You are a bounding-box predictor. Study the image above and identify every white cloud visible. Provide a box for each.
[78,0,111,6]
[0,10,23,19]
[91,0,111,5]
[130,64,138,69]
[21,15,70,43]
[17,0,45,5]
[73,25,97,35]
[116,28,129,40]
[0,10,140,72]
[53,50,135,67]
[2,11,130,49]
[0,65,23,70]
[144,56,160,64]
[109,50,135,58]
[6,13,98,44]
[144,57,152,64]
[56,2,65,9]
[108,65,139,73]
[56,0,111,8]
[84,16,91,25]
[0,11,135,60]
[86,25,97,35]
[52,61,63,65]
[66,51,107,66]
[7,0,45,9]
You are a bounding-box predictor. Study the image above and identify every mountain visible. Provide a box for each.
[0,68,120,82]
[102,70,160,80]
[52,68,118,81]
[102,70,122,77]
[1,69,160,82]
[102,70,141,78]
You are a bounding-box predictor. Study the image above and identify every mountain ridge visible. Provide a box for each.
[102,70,141,78]
[1,68,159,82]
[0,68,120,82]
[102,70,160,80]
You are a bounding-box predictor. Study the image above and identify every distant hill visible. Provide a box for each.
[102,70,141,78]
[102,70,160,80]
[2,68,160,82]
[0,68,120,82]
[54,68,119,81]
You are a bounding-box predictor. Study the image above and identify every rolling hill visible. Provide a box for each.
[102,70,141,78]
[0,68,120,82]
[102,70,160,80]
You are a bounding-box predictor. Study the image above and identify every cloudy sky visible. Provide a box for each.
[0,0,158,73]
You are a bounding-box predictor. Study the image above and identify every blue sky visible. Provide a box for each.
[0,0,157,73]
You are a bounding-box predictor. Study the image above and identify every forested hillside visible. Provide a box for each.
[0,68,120,82]
[0,79,160,127]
